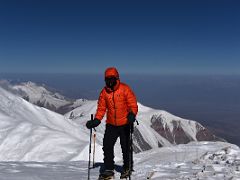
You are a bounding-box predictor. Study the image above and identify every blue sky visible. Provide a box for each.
[0,0,239,74]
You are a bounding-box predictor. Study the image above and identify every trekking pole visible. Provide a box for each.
[87,114,94,180]
[92,130,96,168]
[129,123,134,180]
[129,120,139,180]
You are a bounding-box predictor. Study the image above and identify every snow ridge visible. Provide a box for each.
[0,87,96,162]
[66,101,221,152]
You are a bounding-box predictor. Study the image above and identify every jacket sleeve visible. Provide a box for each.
[95,89,107,120]
[126,86,138,116]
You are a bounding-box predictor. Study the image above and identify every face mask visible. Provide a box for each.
[105,76,117,90]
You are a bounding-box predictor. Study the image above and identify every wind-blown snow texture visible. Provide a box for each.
[0,142,239,179]
[0,86,239,179]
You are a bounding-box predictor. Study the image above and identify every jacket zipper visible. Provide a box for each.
[112,91,117,126]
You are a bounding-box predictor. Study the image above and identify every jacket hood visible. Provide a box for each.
[104,67,120,92]
[105,67,119,79]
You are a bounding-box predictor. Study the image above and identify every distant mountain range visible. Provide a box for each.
[0,80,224,155]
[0,80,239,180]
[0,80,86,114]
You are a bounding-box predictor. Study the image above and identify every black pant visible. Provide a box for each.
[103,124,130,170]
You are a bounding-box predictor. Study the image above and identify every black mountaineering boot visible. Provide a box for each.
[120,168,131,179]
[98,170,114,180]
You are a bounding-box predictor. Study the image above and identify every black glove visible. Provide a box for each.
[127,112,136,124]
[86,118,101,129]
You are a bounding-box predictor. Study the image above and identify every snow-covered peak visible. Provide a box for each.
[0,80,88,114]
[11,81,70,108]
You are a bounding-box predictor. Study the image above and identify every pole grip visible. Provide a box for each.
[91,114,97,132]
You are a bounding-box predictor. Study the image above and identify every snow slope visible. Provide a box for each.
[134,141,240,180]
[0,141,239,180]
[0,86,102,162]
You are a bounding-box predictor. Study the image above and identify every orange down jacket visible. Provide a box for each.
[95,67,138,126]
